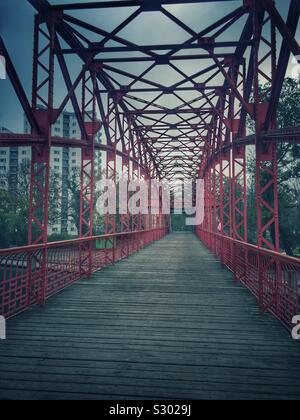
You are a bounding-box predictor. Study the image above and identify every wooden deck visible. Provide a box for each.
[0,233,300,400]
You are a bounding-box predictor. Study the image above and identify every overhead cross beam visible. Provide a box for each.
[50,0,241,11]
[2,0,299,246]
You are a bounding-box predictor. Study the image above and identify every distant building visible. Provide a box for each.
[25,111,103,236]
[0,111,102,237]
[0,127,10,189]
[0,127,29,193]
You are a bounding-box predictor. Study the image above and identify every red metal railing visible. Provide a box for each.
[196,228,300,330]
[0,228,168,319]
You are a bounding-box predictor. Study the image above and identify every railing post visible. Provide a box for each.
[275,259,282,318]
[113,236,116,265]
[258,251,264,313]
[243,245,248,286]
[39,248,47,307]
[233,242,238,283]
[220,236,225,267]
[26,254,33,307]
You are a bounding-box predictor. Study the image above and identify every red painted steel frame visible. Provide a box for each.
[80,69,97,277]
[0,0,299,332]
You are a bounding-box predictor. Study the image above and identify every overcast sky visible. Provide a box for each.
[0,0,298,132]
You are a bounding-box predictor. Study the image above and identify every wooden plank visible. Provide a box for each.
[0,233,299,400]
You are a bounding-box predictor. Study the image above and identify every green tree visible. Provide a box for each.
[0,162,63,247]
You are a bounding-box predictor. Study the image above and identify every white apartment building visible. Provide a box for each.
[0,127,30,192]
[1,111,102,237]
[0,127,10,188]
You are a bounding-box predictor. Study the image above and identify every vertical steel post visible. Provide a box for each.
[253,1,280,312]
[80,68,97,277]
[120,115,131,258]
[105,94,118,264]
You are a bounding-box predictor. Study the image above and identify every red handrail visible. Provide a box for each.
[196,227,300,331]
[0,228,166,255]
[199,229,300,265]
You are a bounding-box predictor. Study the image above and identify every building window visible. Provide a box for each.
[54,158,60,163]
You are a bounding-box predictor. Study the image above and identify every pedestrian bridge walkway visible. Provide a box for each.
[0,233,299,400]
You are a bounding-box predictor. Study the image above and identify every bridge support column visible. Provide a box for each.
[253,2,280,312]
[104,94,119,265]
[120,153,130,258]
[79,70,97,278]
[27,15,56,306]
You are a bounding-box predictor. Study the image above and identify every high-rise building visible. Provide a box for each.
[1,112,102,237]
[26,111,82,236]
[0,127,30,193]
[0,127,10,190]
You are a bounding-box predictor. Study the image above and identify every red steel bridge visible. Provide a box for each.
[0,0,300,400]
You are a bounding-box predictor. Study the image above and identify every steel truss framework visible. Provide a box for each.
[0,0,300,322]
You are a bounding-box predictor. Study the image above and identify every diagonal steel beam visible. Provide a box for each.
[209,51,253,118]
[54,34,89,141]
[260,0,300,57]
[0,37,42,134]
